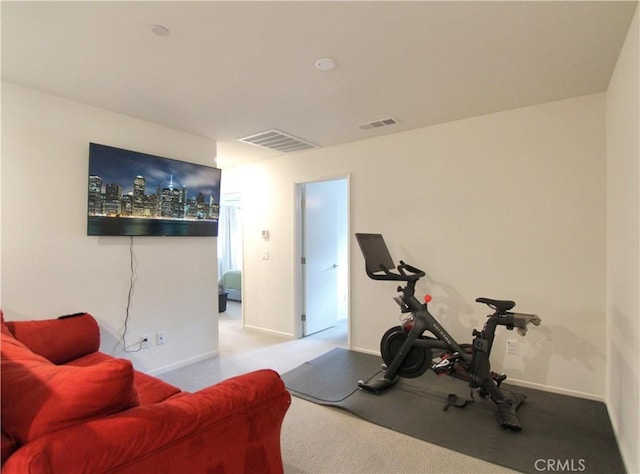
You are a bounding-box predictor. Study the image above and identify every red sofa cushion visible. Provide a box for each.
[1,332,139,444]
[4,312,99,364]
[68,352,182,404]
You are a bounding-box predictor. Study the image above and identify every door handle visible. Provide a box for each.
[332,264,339,269]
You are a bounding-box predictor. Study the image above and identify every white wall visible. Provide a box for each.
[606,7,639,474]
[1,82,219,373]
[225,93,607,398]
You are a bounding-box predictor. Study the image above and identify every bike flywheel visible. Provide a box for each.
[380,326,432,378]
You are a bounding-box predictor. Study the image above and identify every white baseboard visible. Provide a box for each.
[505,377,604,402]
[351,346,380,356]
[146,350,219,376]
[243,324,295,339]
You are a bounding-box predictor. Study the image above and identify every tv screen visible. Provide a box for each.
[87,143,221,236]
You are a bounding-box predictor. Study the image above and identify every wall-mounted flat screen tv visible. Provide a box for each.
[88,143,221,236]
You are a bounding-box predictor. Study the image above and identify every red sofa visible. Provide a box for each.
[0,311,291,473]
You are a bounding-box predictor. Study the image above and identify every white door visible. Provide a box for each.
[301,179,347,336]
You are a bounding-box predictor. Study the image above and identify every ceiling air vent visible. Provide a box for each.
[238,129,317,153]
[358,117,399,131]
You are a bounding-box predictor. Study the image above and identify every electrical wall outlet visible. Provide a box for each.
[156,331,166,345]
[140,335,150,349]
[506,340,518,355]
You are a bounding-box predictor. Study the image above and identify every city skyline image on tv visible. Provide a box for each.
[87,143,221,236]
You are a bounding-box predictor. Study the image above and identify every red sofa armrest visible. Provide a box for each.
[2,369,292,474]
[5,313,99,364]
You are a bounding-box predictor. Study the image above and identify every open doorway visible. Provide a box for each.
[217,193,243,320]
[296,177,349,344]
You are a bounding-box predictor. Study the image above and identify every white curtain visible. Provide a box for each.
[217,204,243,278]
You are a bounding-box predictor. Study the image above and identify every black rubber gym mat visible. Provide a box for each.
[282,348,626,474]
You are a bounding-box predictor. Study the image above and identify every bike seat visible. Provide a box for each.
[475,297,515,312]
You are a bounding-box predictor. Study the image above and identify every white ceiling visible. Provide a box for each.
[2,1,637,168]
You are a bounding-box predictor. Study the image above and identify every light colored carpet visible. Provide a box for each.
[159,302,516,474]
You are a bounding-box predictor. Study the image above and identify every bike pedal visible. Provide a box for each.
[494,374,507,386]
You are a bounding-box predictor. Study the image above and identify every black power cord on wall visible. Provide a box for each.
[122,236,146,353]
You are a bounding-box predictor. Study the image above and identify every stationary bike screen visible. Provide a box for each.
[355,233,396,276]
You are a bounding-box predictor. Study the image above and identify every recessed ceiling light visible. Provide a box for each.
[151,25,170,36]
[315,57,336,71]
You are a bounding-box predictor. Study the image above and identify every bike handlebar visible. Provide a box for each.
[366,260,426,282]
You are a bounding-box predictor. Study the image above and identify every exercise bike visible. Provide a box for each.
[355,233,542,431]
